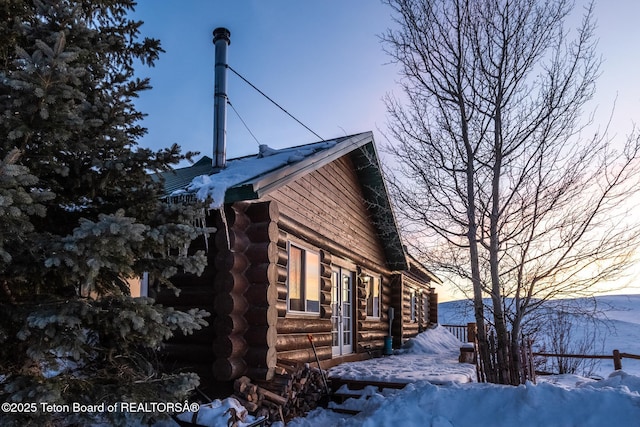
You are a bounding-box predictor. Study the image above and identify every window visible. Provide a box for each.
[364,274,381,318]
[410,289,417,322]
[127,272,149,298]
[287,243,320,314]
[423,293,429,323]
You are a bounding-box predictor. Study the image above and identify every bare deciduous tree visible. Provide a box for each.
[535,304,604,376]
[382,0,640,384]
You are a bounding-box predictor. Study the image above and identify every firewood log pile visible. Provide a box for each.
[232,359,329,423]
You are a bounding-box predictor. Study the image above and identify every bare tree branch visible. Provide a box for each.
[382,0,640,384]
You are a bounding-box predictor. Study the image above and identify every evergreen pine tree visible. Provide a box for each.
[0,1,209,425]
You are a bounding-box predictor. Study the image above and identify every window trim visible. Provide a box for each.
[286,241,321,316]
[363,272,382,319]
[410,288,417,323]
[127,272,149,298]
[422,292,429,324]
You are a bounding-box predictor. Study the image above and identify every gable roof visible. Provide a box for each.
[158,132,411,271]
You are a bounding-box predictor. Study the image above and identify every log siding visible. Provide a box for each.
[265,155,388,270]
[392,274,438,347]
[266,156,403,363]
[158,140,438,390]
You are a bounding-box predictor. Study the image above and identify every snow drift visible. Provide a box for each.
[396,325,463,355]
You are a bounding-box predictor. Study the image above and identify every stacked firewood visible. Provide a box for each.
[232,359,329,423]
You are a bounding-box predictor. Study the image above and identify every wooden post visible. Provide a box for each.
[428,289,438,325]
[613,349,622,370]
[467,322,476,343]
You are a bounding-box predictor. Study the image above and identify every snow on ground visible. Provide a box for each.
[327,325,476,384]
[163,300,640,426]
[439,294,640,377]
[287,322,640,427]
[595,295,640,375]
[288,370,640,427]
[170,398,261,427]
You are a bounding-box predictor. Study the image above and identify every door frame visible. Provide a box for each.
[331,265,354,356]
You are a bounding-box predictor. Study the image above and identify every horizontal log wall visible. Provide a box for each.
[277,318,327,334]
[158,153,441,389]
[241,201,280,381]
[356,274,392,353]
[357,329,388,342]
[266,155,389,276]
[265,154,409,362]
[259,153,438,365]
[276,332,332,352]
[402,281,419,340]
[272,234,333,361]
[274,228,396,360]
[393,275,436,344]
[277,346,332,364]
[213,203,251,381]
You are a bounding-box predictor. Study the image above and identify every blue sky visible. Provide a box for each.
[130,1,640,298]
[130,0,399,161]
[131,0,640,163]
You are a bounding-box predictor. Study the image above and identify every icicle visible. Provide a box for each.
[218,206,231,251]
[164,193,197,206]
[199,212,209,253]
[190,207,216,254]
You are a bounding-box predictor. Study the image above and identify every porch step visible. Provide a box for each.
[329,378,409,392]
[330,407,361,415]
[327,379,408,415]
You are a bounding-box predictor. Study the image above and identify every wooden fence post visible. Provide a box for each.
[428,290,438,325]
[613,349,622,370]
[467,322,476,343]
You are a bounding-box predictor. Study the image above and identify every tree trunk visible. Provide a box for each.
[511,313,524,384]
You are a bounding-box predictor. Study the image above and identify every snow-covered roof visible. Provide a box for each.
[157,131,420,272]
[167,138,340,208]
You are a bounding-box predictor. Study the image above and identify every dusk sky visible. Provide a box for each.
[130,0,640,298]
[131,0,398,160]
[131,0,640,160]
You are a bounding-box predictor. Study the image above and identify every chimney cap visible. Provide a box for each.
[213,27,231,45]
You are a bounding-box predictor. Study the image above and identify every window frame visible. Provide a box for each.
[422,292,429,323]
[410,288,417,323]
[363,272,382,319]
[286,241,321,315]
[127,272,149,298]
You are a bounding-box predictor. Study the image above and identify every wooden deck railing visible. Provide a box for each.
[442,323,477,343]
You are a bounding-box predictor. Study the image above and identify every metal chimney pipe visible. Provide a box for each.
[213,27,230,169]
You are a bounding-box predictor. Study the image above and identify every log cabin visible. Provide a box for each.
[151,131,441,394]
[142,28,441,395]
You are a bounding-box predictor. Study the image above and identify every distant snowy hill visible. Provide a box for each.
[591,295,640,376]
[438,295,640,376]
